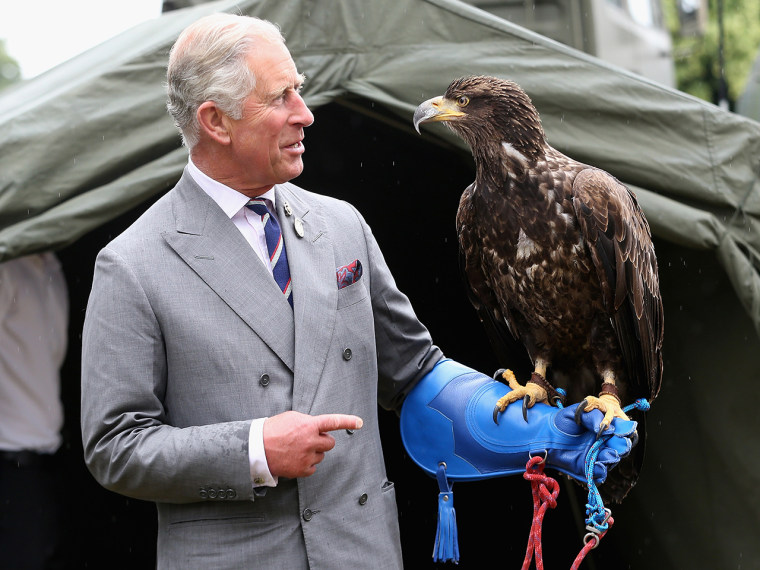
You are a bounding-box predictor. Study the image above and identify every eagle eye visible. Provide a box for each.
[456,96,470,107]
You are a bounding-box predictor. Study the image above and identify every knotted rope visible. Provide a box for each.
[521,454,560,570]
[521,396,649,569]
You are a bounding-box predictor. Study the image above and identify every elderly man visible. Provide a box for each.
[81,13,443,569]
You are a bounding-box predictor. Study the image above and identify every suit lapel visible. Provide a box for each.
[162,172,296,371]
[276,184,337,414]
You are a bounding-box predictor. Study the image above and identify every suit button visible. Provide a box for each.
[208,488,217,499]
[346,429,355,435]
[199,488,208,499]
[302,508,313,521]
[218,489,227,499]
[227,488,237,499]
[259,374,270,387]
[358,493,368,505]
[342,348,352,361]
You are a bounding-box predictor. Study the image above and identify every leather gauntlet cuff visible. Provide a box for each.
[528,372,565,407]
[599,382,621,403]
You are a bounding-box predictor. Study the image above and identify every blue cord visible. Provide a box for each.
[584,437,610,533]
[584,398,649,534]
[623,398,650,414]
[555,387,567,409]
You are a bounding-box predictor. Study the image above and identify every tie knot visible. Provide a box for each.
[245,199,270,217]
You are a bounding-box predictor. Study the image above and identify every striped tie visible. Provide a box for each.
[246,199,293,308]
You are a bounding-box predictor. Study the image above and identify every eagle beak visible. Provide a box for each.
[413,96,466,134]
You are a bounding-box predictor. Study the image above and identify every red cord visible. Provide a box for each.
[521,455,560,570]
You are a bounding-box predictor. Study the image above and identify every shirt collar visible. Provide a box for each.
[187,158,276,219]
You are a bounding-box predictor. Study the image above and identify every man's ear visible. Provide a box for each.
[197,101,232,145]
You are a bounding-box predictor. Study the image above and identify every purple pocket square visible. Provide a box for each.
[337,260,363,289]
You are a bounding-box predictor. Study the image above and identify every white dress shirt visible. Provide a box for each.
[0,253,68,453]
[187,159,278,489]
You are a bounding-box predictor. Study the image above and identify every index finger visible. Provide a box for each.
[315,414,364,433]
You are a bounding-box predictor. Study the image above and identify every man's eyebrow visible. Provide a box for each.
[266,73,307,101]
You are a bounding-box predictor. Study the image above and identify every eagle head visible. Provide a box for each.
[413,75,546,161]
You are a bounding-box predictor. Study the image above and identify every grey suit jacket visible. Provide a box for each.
[81,170,443,569]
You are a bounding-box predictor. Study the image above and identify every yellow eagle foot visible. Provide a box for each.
[574,392,630,435]
[492,369,549,424]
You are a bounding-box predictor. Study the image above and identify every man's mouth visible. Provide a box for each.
[286,140,303,149]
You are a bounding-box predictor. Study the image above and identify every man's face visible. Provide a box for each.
[225,40,314,195]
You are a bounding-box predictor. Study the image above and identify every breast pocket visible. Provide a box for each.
[336,279,369,310]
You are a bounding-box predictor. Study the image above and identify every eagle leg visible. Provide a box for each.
[492,368,549,424]
[574,376,630,434]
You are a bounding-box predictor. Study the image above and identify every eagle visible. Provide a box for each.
[413,76,663,502]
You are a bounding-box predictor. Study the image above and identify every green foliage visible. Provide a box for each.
[663,0,760,106]
[0,39,21,92]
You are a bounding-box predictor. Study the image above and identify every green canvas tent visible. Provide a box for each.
[1,0,759,568]
[2,0,760,333]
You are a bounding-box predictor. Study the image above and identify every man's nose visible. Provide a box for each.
[291,92,314,127]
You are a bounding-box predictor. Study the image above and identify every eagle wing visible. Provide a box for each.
[456,183,533,375]
[571,168,663,402]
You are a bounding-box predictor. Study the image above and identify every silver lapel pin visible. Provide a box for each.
[294,217,305,238]
[283,202,293,217]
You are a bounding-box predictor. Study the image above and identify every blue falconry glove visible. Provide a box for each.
[401,359,637,484]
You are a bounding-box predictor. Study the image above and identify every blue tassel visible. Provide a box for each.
[433,463,460,563]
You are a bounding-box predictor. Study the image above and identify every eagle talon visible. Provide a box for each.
[493,404,502,425]
[492,376,547,424]
[595,416,615,439]
[579,393,629,435]
[575,399,589,425]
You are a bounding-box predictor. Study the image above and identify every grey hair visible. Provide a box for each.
[166,13,285,149]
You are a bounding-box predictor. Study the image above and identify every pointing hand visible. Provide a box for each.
[263,411,363,478]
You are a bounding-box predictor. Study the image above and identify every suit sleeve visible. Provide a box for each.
[81,247,254,503]
[346,205,444,412]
